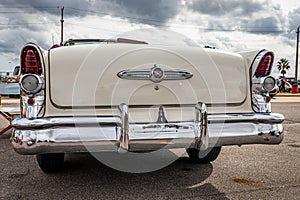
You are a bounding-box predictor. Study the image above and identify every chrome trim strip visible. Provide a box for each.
[48,101,247,110]
[11,113,284,130]
[208,113,284,124]
[11,117,122,129]
[118,65,193,83]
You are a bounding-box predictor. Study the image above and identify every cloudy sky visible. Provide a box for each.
[0,0,300,78]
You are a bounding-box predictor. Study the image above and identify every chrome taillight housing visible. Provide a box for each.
[20,43,45,118]
[262,76,276,91]
[252,76,276,93]
[20,74,43,95]
[251,50,275,113]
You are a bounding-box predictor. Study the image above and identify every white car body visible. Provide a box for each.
[11,39,284,172]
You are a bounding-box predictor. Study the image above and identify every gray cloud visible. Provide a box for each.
[98,0,180,25]
[0,0,296,58]
[279,7,300,47]
[288,7,300,28]
[0,2,59,54]
[0,0,181,55]
[1,0,181,26]
[186,0,288,36]
[245,16,284,35]
[0,26,53,55]
[202,16,286,36]
[186,0,264,17]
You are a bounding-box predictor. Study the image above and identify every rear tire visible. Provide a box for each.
[187,147,221,163]
[36,153,64,173]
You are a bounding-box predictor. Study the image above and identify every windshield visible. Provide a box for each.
[63,38,148,46]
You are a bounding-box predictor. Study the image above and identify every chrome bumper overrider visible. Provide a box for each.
[10,103,284,155]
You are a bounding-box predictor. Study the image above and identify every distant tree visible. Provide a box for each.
[277,58,290,78]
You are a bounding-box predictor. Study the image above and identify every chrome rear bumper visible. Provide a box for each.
[10,103,284,155]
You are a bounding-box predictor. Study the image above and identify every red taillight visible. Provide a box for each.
[27,98,35,105]
[21,47,42,74]
[265,96,271,103]
[255,53,274,77]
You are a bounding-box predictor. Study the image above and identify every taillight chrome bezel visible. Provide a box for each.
[20,43,45,119]
[252,50,274,78]
[252,76,276,93]
[20,74,44,95]
[251,49,275,113]
[262,76,276,91]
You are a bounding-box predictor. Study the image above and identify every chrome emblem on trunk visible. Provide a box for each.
[118,64,193,83]
[151,65,165,83]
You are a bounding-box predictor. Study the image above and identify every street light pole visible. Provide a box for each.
[295,26,299,84]
[60,6,64,45]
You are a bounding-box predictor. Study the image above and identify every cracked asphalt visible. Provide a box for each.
[0,97,299,200]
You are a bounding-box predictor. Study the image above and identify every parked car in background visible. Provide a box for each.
[11,38,284,172]
[6,66,21,83]
[0,72,8,82]
[0,75,5,82]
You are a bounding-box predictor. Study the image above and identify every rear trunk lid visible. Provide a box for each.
[49,44,247,109]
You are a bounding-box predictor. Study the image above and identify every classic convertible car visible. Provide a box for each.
[11,38,284,172]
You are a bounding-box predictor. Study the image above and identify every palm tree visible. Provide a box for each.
[277,58,290,78]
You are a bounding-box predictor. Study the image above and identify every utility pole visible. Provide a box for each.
[295,26,299,84]
[60,6,64,45]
